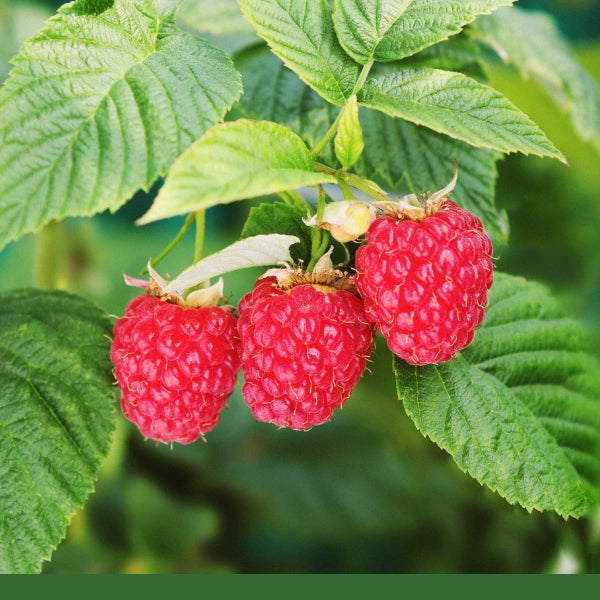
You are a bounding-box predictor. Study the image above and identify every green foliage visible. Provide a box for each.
[0,289,115,573]
[335,95,365,169]
[136,119,337,224]
[0,0,241,251]
[238,0,360,105]
[332,0,514,64]
[473,5,600,153]
[241,203,314,264]
[358,67,565,159]
[395,273,600,519]
[356,110,507,242]
[0,0,599,574]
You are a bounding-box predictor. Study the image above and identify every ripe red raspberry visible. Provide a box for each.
[237,270,374,430]
[355,199,493,365]
[110,293,241,444]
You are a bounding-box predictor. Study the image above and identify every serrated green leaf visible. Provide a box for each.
[0,289,116,573]
[237,0,359,105]
[0,0,242,251]
[356,109,507,242]
[137,119,337,224]
[473,6,600,153]
[335,0,514,64]
[394,272,600,518]
[241,202,313,264]
[162,234,300,296]
[335,95,364,169]
[332,0,413,65]
[358,67,566,160]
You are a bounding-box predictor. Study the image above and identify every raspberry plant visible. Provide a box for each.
[0,0,599,573]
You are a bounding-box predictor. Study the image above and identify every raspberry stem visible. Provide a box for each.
[307,186,331,272]
[310,60,374,160]
[194,210,205,263]
[314,162,392,204]
[141,212,195,274]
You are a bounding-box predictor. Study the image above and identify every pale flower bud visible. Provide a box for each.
[320,201,374,243]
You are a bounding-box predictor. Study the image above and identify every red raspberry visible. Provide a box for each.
[237,272,374,430]
[355,199,493,365]
[110,294,241,444]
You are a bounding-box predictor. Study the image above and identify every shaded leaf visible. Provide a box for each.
[0,289,115,573]
[232,42,338,162]
[241,202,313,264]
[394,272,600,518]
[356,108,507,242]
[473,6,600,153]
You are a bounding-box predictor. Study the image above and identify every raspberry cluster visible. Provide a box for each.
[110,196,493,439]
[110,294,241,444]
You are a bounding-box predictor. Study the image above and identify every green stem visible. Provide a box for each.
[352,58,374,96]
[279,190,314,214]
[338,179,355,200]
[141,212,195,274]
[314,162,393,204]
[194,210,205,264]
[310,59,374,160]
[307,187,330,272]
[310,106,345,160]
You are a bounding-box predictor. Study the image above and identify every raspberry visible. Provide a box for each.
[110,293,241,444]
[237,270,374,430]
[355,199,493,365]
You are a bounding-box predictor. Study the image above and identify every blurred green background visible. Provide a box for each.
[1,0,599,574]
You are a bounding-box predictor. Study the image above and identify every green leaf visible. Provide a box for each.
[358,67,566,160]
[237,0,359,105]
[136,119,337,224]
[356,109,507,242]
[162,234,301,296]
[394,272,600,518]
[241,202,313,264]
[0,0,242,251]
[335,95,364,169]
[0,289,116,573]
[332,0,411,65]
[333,0,514,64]
[473,6,600,154]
